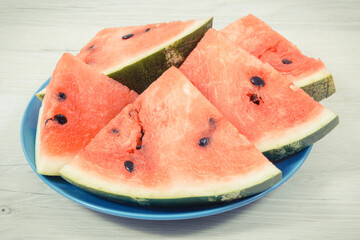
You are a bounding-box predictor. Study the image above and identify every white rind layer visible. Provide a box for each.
[59,158,280,200]
[255,107,337,153]
[293,67,331,88]
[103,18,213,76]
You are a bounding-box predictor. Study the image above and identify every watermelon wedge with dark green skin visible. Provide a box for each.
[77,18,213,93]
[35,19,212,100]
[220,14,335,101]
[180,29,339,161]
[59,67,281,206]
[36,53,138,176]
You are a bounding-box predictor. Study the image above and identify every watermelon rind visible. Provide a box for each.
[35,88,46,101]
[259,108,339,161]
[297,72,336,102]
[106,18,213,93]
[59,163,281,207]
[34,107,42,171]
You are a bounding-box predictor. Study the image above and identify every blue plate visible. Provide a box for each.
[21,79,312,221]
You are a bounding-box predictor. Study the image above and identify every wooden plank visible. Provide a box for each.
[0,0,359,239]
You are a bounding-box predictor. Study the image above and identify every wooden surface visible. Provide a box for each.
[1,0,359,239]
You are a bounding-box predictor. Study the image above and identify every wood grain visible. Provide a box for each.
[0,0,359,239]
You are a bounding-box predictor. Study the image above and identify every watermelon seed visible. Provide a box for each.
[54,114,67,125]
[250,94,260,105]
[45,118,53,126]
[122,34,134,40]
[250,76,265,87]
[140,129,145,141]
[209,118,217,130]
[136,145,142,150]
[249,94,263,105]
[124,161,134,173]
[198,137,210,147]
[145,28,150,32]
[88,45,94,50]
[282,59,292,64]
[57,92,66,101]
[111,128,119,134]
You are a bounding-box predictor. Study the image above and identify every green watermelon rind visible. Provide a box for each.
[106,18,213,93]
[299,74,336,102]
[262,114,339,161]
[35,88,46,101]
[59,169,281,207]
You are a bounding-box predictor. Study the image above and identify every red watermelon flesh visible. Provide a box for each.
[180,29,338,161]
[220,15,335,101]
[36,53,138,176]
[77,19,210,75]
[59,67,281,205]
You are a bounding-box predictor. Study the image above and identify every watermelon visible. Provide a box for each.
[35,18,212,99]
[220,15,335,101]
[180,29,339,161]
[59,67,282,206]
[36,53,138,176]
[77,18,213,93]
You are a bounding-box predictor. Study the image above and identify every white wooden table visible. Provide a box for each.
[1,0,359,239]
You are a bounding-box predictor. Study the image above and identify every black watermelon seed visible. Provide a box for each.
[57,92,66,101]
[45,118,53,126]
[88,45,94,50]
[145,28,150,32]
[122,33,134,40]
[198,137,210,147]
[282,58,292,64]
[209,118,216,125]
[54,114,67,125]
[136,145,142,150]
[250,94,260,105]
[111,128,119,134]
[250,76,265,87]
[124,161,134,173]
[140,129,144,141]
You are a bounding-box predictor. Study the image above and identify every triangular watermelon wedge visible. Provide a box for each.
[35,19,213,101]
[220,15,335,101]
[180,29,339,161]
[77,18,213,93]
[59,67,281,206]
[36,53,138,176]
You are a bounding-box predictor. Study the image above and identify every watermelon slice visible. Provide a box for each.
[180,29,339,161]
[220,15,335,101]
[59,67,282,206]
[77,18,213,93]
[36,53,138,176]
